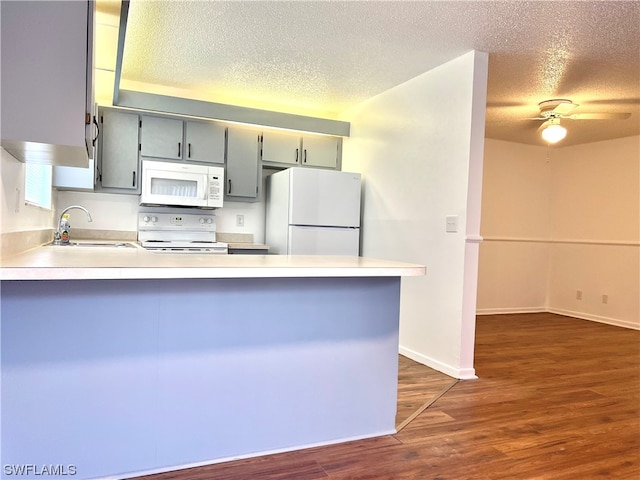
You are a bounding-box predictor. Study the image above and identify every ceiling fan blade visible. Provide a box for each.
[552,102,578,115]
[567,112,631,120]
[585,98,640,106]
[526,117,547,120]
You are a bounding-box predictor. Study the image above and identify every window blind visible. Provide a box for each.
[24,163,52,209]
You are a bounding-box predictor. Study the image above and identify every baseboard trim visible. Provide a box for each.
[476,307,547,315]
[399,346,477,380]
[106,429,397,480]
[547,308,640,331]
[476,307,639,330]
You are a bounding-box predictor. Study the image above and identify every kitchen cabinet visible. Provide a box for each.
[261,131,340,169]
[97,108,140,193]
[261,131,302,166]
[300,135,340,168]
[185,120,225,164]
[226,127,261,201]
[140,116,225,164]
[0,0,94,167]
[140,116,183,160]
[53,160,95,191]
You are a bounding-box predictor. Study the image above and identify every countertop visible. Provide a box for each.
[0,242,425,280]
[217,232,269,251]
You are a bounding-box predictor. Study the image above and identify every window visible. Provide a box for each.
[24,163,52,209]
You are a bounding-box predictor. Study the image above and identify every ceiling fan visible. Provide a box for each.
[530,99,632,144]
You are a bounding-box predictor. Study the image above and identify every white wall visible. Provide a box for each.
[54,190,267,243]
[548,136,639,328]
[478,139,552,312]
[54,190,139,231]
[478,136,640,329]
[1,148,54,234]
[342,51,488,379]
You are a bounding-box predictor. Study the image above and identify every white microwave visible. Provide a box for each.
[140,160,224,208]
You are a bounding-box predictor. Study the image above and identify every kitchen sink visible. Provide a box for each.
[46,241,137,248]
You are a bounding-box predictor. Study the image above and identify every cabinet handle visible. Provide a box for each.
[92,115,100,147]
[303,149,307,164]
[132,171,136,187]
[228,179,232,194]
[188,143,191,158]
[178,142,182,157]
[295,148,299,163]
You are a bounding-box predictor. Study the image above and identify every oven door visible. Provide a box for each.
[141,161,209,207]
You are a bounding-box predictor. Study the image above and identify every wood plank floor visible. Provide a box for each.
[132,313,640,479]
[395,354,458,429]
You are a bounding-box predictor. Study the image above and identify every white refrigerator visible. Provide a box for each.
[265,167,361,255]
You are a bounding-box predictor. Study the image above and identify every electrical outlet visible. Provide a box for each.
[236,214,244,227]
[576,290,582,300]
[602,294,608,304]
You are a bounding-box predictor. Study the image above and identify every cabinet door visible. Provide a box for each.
[100,109,140,190]
[85,1,95,160]
[140,116,183,160]
[0,0,93,167]
[185,120,225,164]
[226,127,261,200]
[53,159,95,191]
[261,131,301,166]
[301,135,339,169]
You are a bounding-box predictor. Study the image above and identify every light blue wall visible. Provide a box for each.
[2,276,400,479]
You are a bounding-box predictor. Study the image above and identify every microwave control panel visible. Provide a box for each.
[208,171,223,204]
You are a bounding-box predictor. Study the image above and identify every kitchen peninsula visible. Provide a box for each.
[1,246,424,479]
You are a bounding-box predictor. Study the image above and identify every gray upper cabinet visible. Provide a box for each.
[0,0,95,167]
[185,120,225,164]
[261,131,302,166]
[300,135,340,169]
[140,116,225,164]
[98,108,140,193]
[53,160,95,192]
[140,116,183,160]
[226,127,261,201]
[261,131,340,169]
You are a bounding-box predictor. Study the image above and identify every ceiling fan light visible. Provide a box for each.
[541,123,567,143]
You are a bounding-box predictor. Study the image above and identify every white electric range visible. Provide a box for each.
[137,211,228,254]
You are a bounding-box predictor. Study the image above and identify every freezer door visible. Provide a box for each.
[289,168,361,227]
[288,226,360,255]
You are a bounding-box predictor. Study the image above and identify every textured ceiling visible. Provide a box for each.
[106,0,640,146]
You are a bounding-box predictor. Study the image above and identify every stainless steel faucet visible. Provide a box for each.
[54,205,93,245]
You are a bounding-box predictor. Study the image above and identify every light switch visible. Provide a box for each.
[446,215,458,233]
